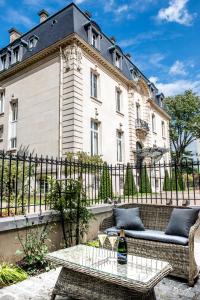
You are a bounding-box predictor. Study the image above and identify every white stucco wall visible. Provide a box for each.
[81,53,130,164]
[0,56,60,157]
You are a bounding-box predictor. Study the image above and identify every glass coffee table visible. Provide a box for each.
[46,245,172,300]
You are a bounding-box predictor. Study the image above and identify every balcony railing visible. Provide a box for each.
[135,119,149,136]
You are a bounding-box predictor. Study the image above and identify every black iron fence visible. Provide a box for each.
[0,151,200,217]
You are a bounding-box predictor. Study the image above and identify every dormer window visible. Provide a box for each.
[92,31,98,48]
[1,55,6,70]
[115,53,121,68]
[29,38,34,49]
[13,47,20,63]
[85,21,101,51]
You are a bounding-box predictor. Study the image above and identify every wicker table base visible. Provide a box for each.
[51,267,156,300]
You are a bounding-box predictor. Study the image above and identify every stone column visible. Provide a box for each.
[61,44,83,155]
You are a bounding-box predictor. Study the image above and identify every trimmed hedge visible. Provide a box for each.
[124,163,137,196]
[139,165,152,193]
[163,169,171,191]
[98,162,113,200]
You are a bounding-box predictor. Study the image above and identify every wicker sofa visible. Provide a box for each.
[100,203,200,286]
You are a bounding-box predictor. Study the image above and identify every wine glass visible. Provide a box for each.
[98,231,107,248]
[108,231,118,260]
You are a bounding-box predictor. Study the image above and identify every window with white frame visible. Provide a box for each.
[91,120,99,156]
[117,130,123,162]
[92,31,98,49]
[38,179,49,194]
[90,70,98,99]
[136,103,141,120]
[161,121,165,138]
[116,88,122,112]
[11,101,18,122]
[13,47,20,63]
[1,55,6,70]
[10,100,18,149]
[152,114,156,133]
[29,38,34,49]
[0,91,4,114]
[115,52,121,69]
[0,125,3,141]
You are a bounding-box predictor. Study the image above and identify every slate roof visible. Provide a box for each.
[0,2,163,103]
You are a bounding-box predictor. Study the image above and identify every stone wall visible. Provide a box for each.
[0,205,112,263]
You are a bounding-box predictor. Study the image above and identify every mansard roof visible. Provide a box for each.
[0,2,163,100]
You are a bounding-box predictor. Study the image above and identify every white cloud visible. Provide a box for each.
[120,31,162,48]
[149,77,200,96]
[157,0,195,26]
[2,9,35,28]
[169,60,187,76]
[104,0,115,12]
[74,0,87,4]
[115,5,128,14]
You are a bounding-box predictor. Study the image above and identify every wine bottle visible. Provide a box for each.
[117,228,127,264]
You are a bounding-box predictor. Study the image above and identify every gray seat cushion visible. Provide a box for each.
[106,227,188,246]
[165,208,199,238]
[113,207,145,230]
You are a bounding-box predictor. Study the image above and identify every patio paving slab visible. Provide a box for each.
[1,239,200,300]
[0,266,200,300]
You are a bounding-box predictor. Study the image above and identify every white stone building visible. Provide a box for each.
[0,3,170,165]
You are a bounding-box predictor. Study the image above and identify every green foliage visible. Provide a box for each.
[177,172,186,191]
[48,179,93,247]
[171,169,180,191]
[165,90,200,163]
[15,214,53,274]
[86,240,99,248]
[0,263,28,287]
[163,170,171,191]
[98,162,113,200]
[124,164,137,196]
[139,166,152,193]
[0,156,34,216]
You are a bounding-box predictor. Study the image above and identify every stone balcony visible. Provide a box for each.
[135,118,150,139]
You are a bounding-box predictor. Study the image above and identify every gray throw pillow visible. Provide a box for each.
[114,207,145,231]
[165,208,199,238]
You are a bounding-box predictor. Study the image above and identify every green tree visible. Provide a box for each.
[163,169,171,191]
[124,163,137,196]
[139,165,152,193]
[165,90,200,164]
[99,162,113,200]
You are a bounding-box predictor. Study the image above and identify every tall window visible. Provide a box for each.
[116,88,122,112]
[0,91,4,114]
[152,114,156,133]
[13,47,20,63]
[91,120,99,156]
[10,100,18,149]
[136,103,140,120]
[92,31,98,48]
[11,101,18,122]
[90,71,98,99]
[0,125,3,141]
[161,121,165,137]
[1,55,6,70]
[115,53,121,68]
[117,131,123,162]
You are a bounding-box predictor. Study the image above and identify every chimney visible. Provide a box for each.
[38,9,49,23]
[84,10,92,19]
[110,36,116,44]
[8,28,21,43]
[126,53,131,59]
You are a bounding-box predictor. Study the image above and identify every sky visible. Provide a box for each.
[0,0,199,97]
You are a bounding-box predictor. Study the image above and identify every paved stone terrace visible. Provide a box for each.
[0,236,200,300]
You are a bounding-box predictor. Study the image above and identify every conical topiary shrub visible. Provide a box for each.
[177,172,186,191]
[171,169,180,191]
[98,162,113,200]
[139,165,152,193]
[124,163,137,196]
[163,169,171,191]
